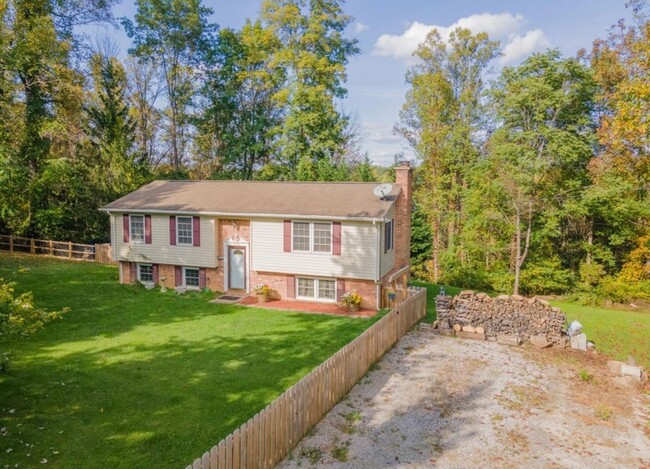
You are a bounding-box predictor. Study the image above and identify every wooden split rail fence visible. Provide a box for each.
[0,234,113,264]
[186,288,427,469]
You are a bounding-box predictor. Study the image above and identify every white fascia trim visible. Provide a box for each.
[100,208,386,223]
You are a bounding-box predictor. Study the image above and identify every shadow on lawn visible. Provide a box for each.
[0,309,372,469]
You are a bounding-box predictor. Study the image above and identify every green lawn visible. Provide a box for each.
[0,254,379,468]
[412,279,650,370]
[551,301,650,370]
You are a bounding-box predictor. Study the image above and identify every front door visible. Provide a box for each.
[228,247,246,290]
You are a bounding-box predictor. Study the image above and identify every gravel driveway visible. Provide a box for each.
[278,330,650,468]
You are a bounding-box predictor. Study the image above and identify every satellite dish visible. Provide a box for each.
[373,183,393,199]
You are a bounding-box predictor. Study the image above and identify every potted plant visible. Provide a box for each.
[254,284,271,303]
[340,291,362,312]
[387,289,396,303]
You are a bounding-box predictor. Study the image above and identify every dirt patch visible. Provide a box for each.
[278,331,650,468]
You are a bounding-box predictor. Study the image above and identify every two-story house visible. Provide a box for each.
[100,162,413,310]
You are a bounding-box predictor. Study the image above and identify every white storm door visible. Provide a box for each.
[228,247,246,289]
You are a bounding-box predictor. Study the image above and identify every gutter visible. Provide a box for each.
[100,207,387,223]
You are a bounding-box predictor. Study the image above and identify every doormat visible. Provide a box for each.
[210,294,245,304]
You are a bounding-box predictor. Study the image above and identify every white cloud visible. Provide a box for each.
[372,12,550,66]
[500,29,550,65]
[353,22,369,35]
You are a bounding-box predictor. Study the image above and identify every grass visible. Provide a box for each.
[551,300,650,370]
[0,254,379,469]
[411,279,650,371]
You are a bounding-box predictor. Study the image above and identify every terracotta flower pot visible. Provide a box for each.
[256,294,268,304]
[348,303,360,312]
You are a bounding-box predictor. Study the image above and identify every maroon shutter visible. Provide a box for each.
[175,266,182,286]
[336,279,345,301]
[130,262,136,282]
[152,264,159,284]
[144,215,152,244]
[199,268,206,289]
[283,220,291,252]
[286,275,295,299]
[193,217,200,247]
[123,214,130,242]
[169,216,176,245]
[384,222,388,253]
[332,222,341,255]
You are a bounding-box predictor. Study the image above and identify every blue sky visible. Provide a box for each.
[91,0,634,165]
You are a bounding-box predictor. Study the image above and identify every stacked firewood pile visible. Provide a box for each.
[435,290,566,345]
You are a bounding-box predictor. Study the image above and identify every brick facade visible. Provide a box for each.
[116,169,413,310]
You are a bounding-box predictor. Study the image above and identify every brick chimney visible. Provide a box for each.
[394,161,413,270]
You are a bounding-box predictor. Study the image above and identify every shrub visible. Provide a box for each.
[0,278,66,371]
[441,264,492,292]
[340,291,362,308]
[519,258,575,295]
[253,284,271,296]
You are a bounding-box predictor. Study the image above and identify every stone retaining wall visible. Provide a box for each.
[435,290,566,344]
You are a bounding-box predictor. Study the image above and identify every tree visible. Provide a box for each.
[587,11,650,272]
[85,51,146,200]
[125,56,164,168]
[196,21,283,179]
[122,0,217,170]
[261,0,359,178]
[395,27,499,281]
[488,50,596,294]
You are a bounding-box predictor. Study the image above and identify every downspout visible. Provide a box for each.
[374,220,381,309]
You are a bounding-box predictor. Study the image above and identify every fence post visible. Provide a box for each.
[30,238,35,254]
[9,235,13,253]
[68,241,72,258]
[49,240,53,256]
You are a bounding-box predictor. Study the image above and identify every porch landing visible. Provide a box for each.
[238,297,376,318]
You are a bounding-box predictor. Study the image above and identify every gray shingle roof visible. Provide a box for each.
[101,180,400,220]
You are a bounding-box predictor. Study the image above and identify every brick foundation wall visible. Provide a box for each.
[343,278,377,310]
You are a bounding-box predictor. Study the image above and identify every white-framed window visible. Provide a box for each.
[138,264,153,283]
[296,277,337,302]
[184,267,200,288]
[292,221,332,253]
[292,221,311,251]
[130,214,145,243]
[313,223,332,253]
[384,219,394,252]
[177,216,193,245]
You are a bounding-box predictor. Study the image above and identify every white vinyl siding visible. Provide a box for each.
[113,213,216,268]
[176,216,193,245]
[379,205,396,277]
[252,218,377,280]
[130,215,145,243]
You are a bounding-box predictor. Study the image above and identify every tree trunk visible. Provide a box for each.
[513,207,522,295]
[432,216,440,282]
